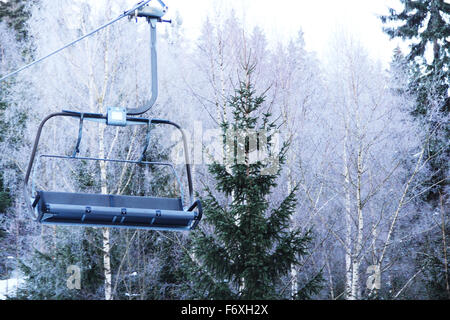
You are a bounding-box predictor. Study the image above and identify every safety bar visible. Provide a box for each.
[187,200,203,229]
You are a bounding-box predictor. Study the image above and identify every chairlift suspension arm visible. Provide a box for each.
[126,20,159,115]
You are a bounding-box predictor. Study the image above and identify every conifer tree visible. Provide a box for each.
[381,0,450,65]
[389,46,410,96]
[11,228,105,299]
[0,172,12,277]
[382,1,449,299]
[0,0,35,283]
[0,0,36,41]
[185,73,321,300]
[381,0,449,202]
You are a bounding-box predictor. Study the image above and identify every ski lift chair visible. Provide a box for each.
[24,113,202,232]
[21,1,202,231]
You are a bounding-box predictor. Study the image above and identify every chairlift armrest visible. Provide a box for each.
[31,193,41,208]
[187,200,203,229]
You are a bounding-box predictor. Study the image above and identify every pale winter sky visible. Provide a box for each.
[1,0,408,66]
[164,0,406,66]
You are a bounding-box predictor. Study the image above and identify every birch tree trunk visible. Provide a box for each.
[343,117,354,299]
[288,165,298,297]
[350,145,364,300]
[99,124,112,300]
[97,23,112,300]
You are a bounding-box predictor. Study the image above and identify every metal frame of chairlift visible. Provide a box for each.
[16,0,203,231]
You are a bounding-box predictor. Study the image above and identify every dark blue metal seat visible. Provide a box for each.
[24,113,202,232]
[34,191,200,231]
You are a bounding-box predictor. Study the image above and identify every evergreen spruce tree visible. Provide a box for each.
[0,169,11,215]
[381,0,450,63]
[12,228,105,299]
[185,74,321,300]
[0,172,12,278]
[0,0,35,284]
[0,0,36,41]
[382,0,450,299]
[419,224,450,300]
[381,0,449,203]
[0,0,30,221]
[389,46,410,96]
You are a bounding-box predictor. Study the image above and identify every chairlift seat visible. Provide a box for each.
[24,114,202,232]
[21,3,203,232]
[33,191,200,231]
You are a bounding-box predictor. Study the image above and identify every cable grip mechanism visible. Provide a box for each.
[135,0,168,20]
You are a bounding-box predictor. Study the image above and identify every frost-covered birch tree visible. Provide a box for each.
[291,29,438,299]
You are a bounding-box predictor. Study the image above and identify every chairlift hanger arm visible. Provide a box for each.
[126,20,159,116]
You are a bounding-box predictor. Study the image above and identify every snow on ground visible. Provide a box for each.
[0,275,24,300]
